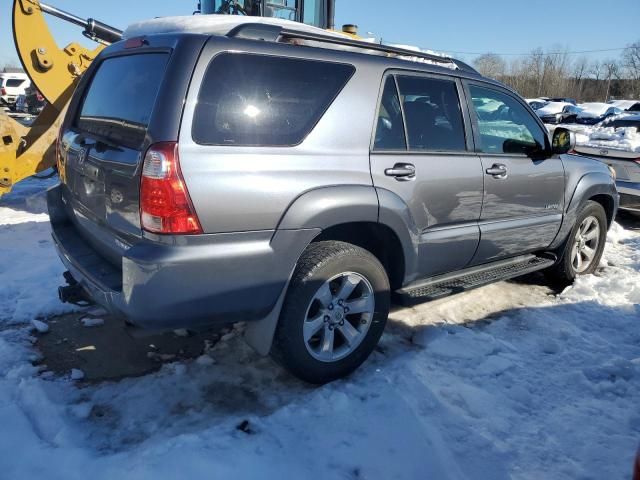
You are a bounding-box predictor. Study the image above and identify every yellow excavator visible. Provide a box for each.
[0,0,343,197]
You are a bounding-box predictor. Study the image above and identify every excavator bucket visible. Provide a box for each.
[1,0,115,197]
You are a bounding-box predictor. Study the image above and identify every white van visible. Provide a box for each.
[0,73,30,107]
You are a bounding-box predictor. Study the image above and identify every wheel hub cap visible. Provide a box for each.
[571,215,600,274]
[303,272,375,363]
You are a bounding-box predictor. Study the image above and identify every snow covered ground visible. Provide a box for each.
[0,179,639,479]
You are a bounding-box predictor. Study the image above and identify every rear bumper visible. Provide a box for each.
[48,184,318,330]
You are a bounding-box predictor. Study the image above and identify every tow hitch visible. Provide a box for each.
[58,271,90,306]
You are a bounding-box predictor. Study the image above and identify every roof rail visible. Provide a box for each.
[226,23,479,74]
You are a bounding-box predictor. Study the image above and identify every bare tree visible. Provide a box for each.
[622,41,640,97]
[603,60,620,101]
[473,53,506,80]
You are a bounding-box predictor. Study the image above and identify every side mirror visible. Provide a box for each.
[551,127,576,155]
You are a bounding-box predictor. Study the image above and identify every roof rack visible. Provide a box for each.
[226,23,479,74]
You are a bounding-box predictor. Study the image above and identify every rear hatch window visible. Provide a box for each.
[5,79,26,88]
[76,53,169,149]
[62,53,170,255]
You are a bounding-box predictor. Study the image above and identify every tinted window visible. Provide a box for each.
[76,53,169,150]
[6,79,25,88]
[265,0,297,20]
[373,77,406,150]
[303,0,323,25]
[469,85,547,155]
[396,76,466,151]
[193,54,354,146]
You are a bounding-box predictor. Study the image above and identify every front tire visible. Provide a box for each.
[272,241,390,384]
[545,200,607,286]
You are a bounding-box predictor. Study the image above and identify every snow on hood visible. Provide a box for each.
[124,15,349,39]
[536,101,570,115]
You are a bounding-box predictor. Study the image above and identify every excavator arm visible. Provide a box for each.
[0,0,121,197]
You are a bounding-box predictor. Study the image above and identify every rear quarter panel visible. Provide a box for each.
[177,38,384,234]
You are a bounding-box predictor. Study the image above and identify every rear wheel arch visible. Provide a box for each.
[312,222,405,291]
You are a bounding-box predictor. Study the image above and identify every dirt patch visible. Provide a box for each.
[35,312,223,382]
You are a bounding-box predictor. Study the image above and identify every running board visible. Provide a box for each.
[396,254,556,305]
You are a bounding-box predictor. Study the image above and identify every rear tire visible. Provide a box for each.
[545,200,607,286]
[272,241,390,384]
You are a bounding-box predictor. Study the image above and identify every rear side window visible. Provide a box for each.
[192,53,355,146]
[6,79,25,87]
[397,75,466,151]
[75,53,169,150]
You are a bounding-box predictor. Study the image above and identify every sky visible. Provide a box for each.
[1,0,639,68]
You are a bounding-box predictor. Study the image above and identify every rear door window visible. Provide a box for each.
[373,76,406,150]
[396,75,467,152]
[192,53,355,146]
[75,53,169,150]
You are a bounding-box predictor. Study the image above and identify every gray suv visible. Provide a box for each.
[48,24,618,383]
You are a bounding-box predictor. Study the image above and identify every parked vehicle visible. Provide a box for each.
[48,19,618,383]
[536,101,579,124]
[23,85,46,114]
[607,99,640,112]
[576,102,621,125]
[0,73,30,107]
[526,98,549,111]
[14,93,27,113]
[549,97,577,105]
[574,113,640,215]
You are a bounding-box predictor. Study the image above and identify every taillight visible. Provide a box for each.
[0,87,6,96]
[140,142,202,235]
[36,92,44,102]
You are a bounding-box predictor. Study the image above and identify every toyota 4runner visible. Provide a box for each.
[48,19,618,383]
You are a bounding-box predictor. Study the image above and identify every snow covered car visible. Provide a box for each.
[526,98,548,111]
[549,97,577,105]
[573,113,640,214]
[576,103,622,125]
[608,99,640,112]
[536,101,579,124]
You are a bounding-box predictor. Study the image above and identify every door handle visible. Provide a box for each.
[385,163,416,181]
[485,164,508,178]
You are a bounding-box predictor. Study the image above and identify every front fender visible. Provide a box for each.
[549,172,618,250]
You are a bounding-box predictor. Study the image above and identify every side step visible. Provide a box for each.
[396,254,556,305]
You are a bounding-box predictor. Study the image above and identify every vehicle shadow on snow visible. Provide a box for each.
[35,284,639,456]
[618,211,640,231]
